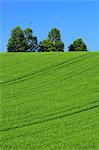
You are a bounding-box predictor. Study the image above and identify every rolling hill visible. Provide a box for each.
[0,52,99,150]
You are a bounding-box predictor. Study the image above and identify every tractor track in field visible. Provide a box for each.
[1,101,99,132]
[0,53,93,86]
[3,63,98,102]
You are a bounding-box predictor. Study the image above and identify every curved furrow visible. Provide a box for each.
[0,53,92,86]
[1,101,99,132]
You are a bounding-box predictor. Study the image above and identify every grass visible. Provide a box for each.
[0,52,99,150]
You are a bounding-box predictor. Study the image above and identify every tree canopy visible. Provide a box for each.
[7,26,89,52]
[38,28,64,52]
[68,38,88,52]
[7,26,38,52]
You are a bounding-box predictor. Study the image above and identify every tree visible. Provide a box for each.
[38,28,64,52]
[7,26,38,52]
[68,38,88,52]
[7,26,26,52]
[48,28,61,43]
[54,41,64,52]
[38,39,51,52]
[24,28,37,52]
[38,39,56,52]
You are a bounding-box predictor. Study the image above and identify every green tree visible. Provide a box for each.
[38,28,64,52]
[68,38,88,52]
[38,39,56,52]
[7,26,26,52]
[7,26,38,52]
[48,28,61,43]
[54,41,64,52]
[24,28,37,52]
[38,39,50,52]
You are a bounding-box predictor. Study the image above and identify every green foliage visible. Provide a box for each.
[7,26,26,52]
[38,28,64,52]
[24,28,37,52]
[48,28,61,42]
[68,38,88,51]
[38,39,52,52]
[7,26,37,52]
[55,41,64,52]
[7,27,90,52]
[0,52,99,149]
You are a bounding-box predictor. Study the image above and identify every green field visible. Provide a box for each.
[0,52,99,150]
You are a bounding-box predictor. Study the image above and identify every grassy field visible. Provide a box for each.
[0,52,99,150]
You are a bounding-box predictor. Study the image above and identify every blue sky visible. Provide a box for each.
[0,0,99,52]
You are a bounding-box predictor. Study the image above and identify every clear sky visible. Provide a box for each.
[0,0,99,52]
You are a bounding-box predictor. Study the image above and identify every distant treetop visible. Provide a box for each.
[38,28,64,52]
[68,38,88,52]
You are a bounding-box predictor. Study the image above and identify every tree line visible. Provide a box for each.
[7,26,88,52]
